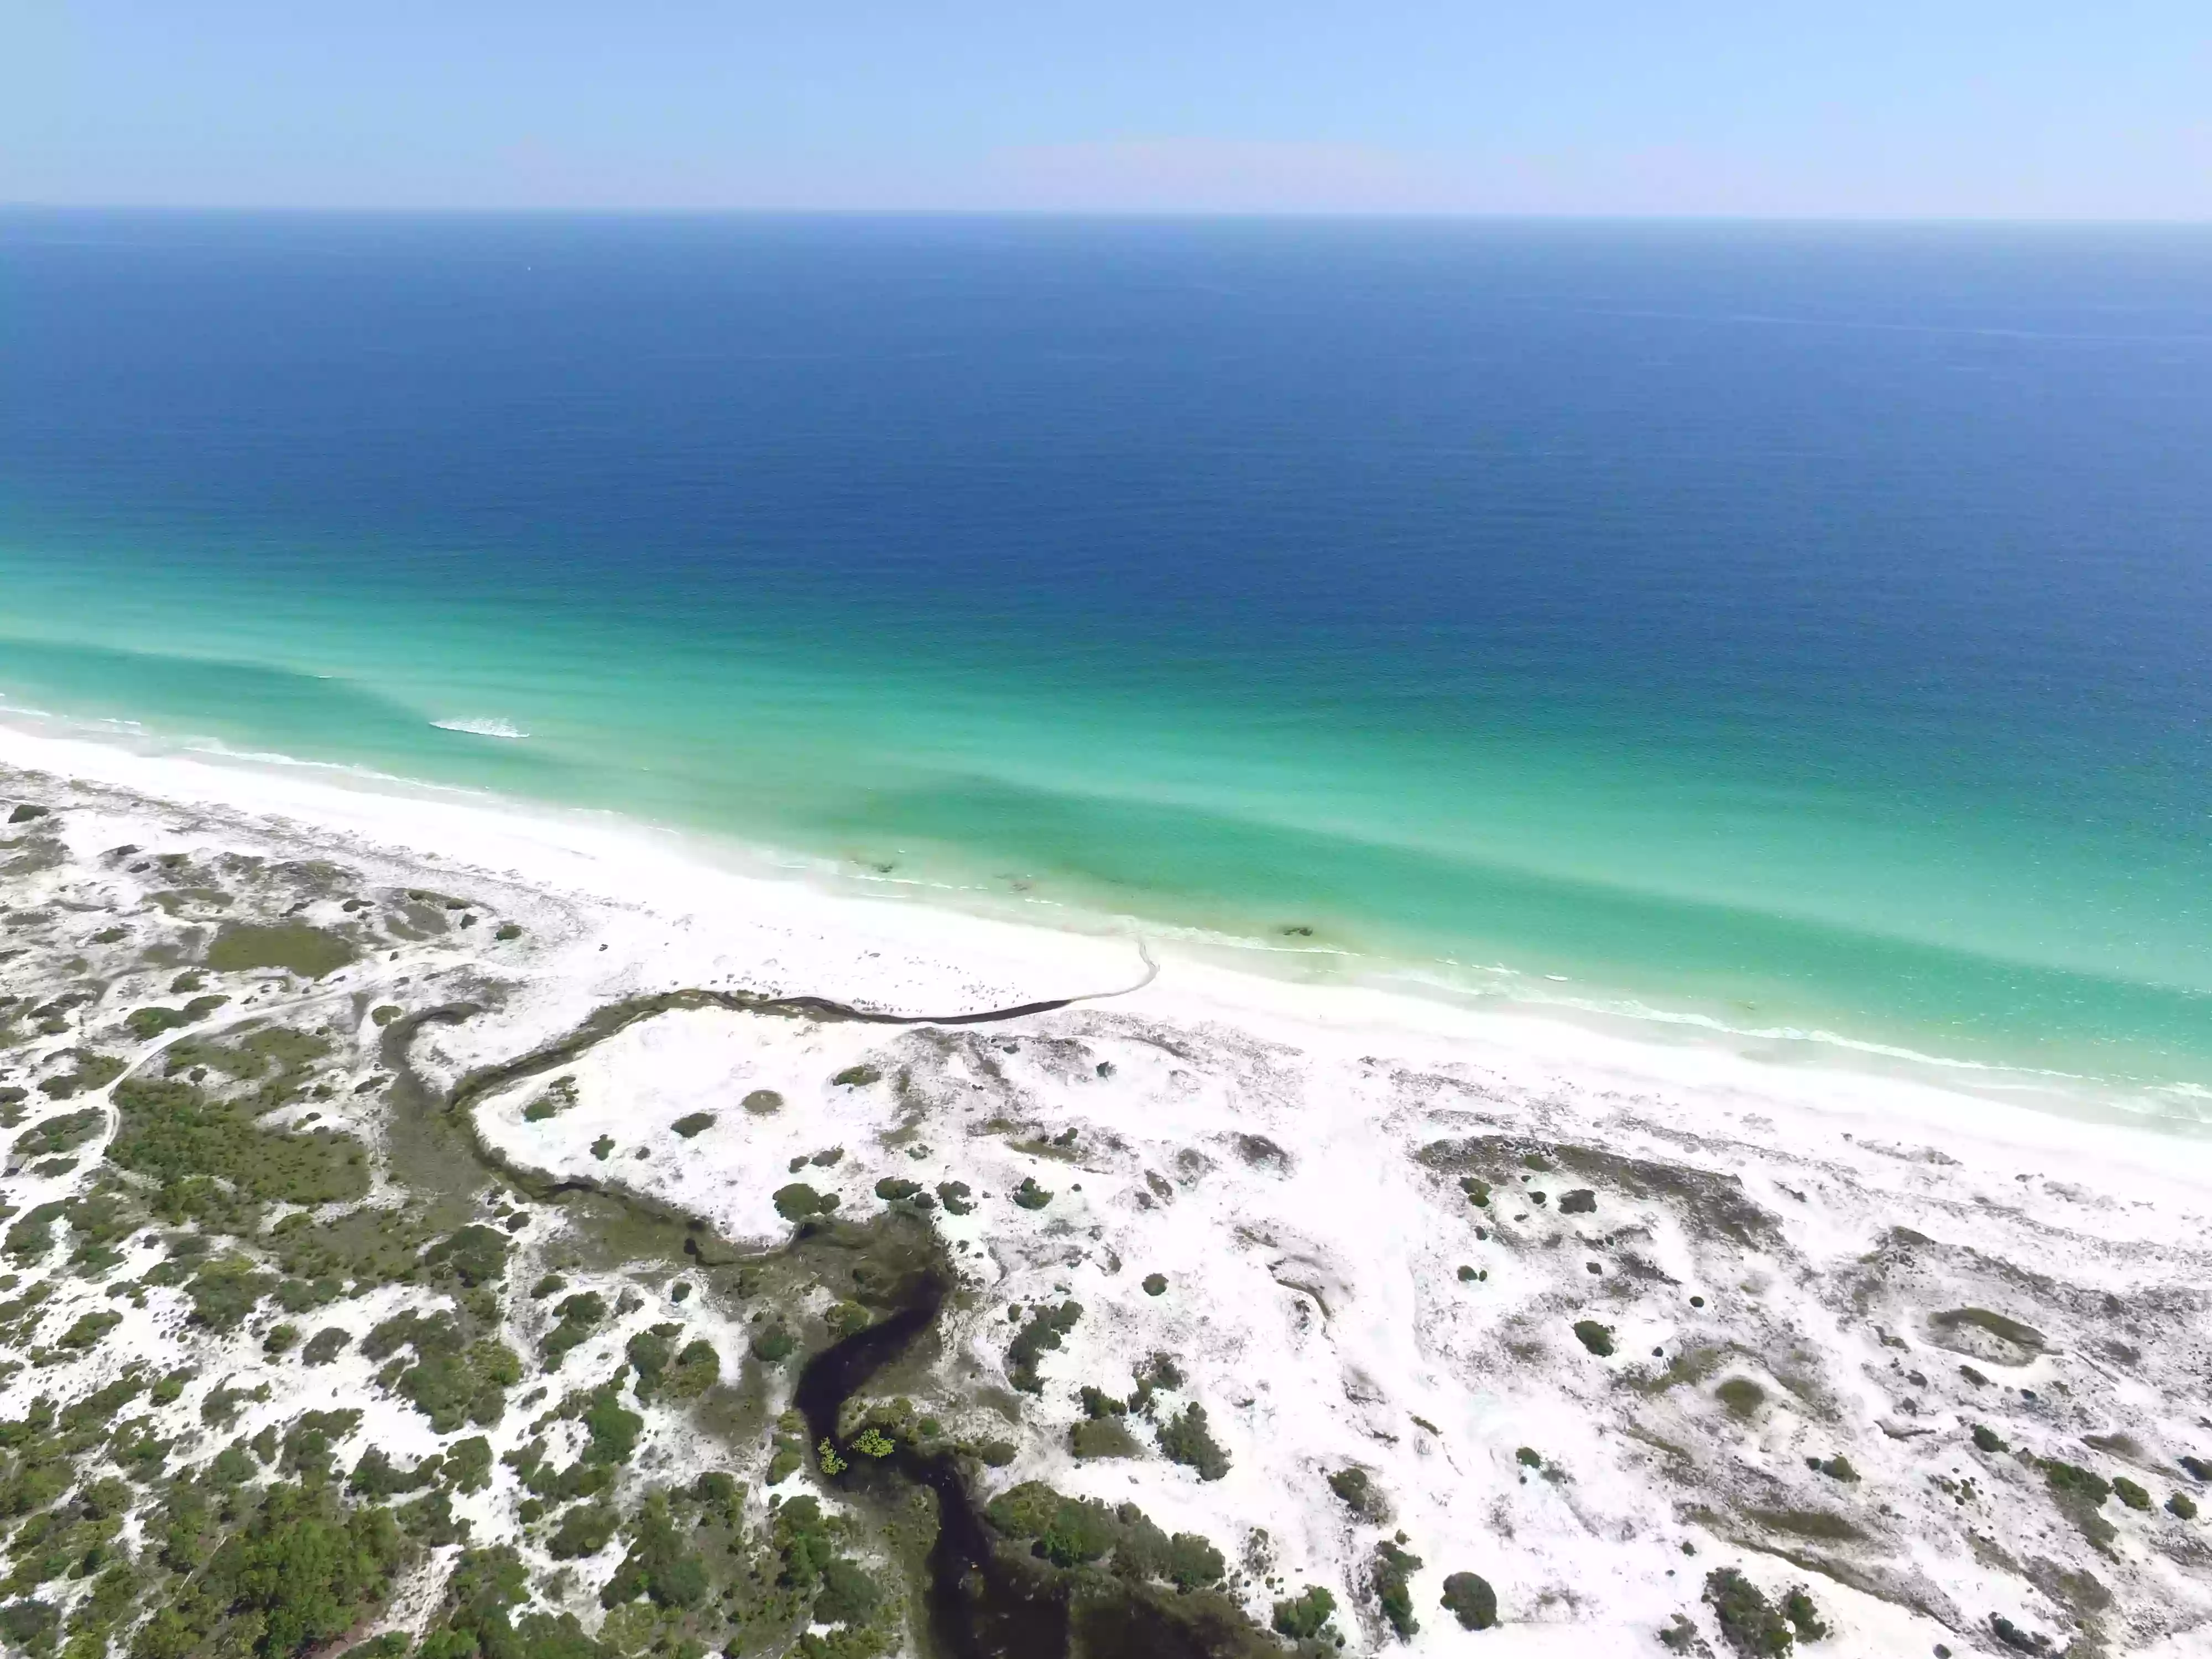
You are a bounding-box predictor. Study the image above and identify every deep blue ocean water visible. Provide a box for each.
[3,213,2210,1092]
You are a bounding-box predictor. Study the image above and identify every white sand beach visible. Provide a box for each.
[4,717,2209,1658]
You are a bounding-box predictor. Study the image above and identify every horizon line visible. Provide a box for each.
[6,202,2212,227]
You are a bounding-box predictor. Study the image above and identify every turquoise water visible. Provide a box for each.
[3,213,2210,1092]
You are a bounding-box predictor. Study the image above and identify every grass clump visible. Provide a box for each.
[1971,1424,2008,1453]
[1142,1272,1167,1296]
[2112,1476,2151,1512]
[831,1065,881,1088]
[1718,1378,1765,1420]
[1441,1571,1497,1630]
[1012,1176,1053,1211]
[742,1089,783,1115]
[670,1112,715,1139]
[205,922,359,979]
[1070,1418,1141,1460]
[936,1180,975,1215]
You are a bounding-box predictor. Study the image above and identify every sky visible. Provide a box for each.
[4,2,2208,217]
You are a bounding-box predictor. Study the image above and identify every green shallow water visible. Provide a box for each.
[3,213,2210,1099]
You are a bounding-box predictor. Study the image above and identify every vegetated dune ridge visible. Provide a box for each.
[0,723,2208,1659]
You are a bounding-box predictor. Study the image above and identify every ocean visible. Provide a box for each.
[3,211,2209,1095]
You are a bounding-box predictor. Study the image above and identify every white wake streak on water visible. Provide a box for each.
[431,717,529,739]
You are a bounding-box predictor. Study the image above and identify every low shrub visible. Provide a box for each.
[1272,1585,1335,1640]
[1440,1571,1497,1631]
[1156,1402,1229,1481]
[1704,1567,1793,1656]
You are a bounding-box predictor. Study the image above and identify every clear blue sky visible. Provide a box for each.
[6,2,2206,215]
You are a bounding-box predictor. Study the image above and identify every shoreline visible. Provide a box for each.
[8,710,2212,1655]
[1,707,2204,1142]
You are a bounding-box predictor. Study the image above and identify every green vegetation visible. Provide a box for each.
[186,1255,278,1332]
[750,1324,797,1364]
[873,1177,924,1203]
[628,1326,719,1402]
[124,998,229,1041]
[1142,1272,1167,1296]
[204,923,359,979]
[1459,1176,1490,1207]
[1155,1402,1229,1481]
[108,1074,369,1219]
[831,1065,881,1088]
[936,1181,974,1215]
[13,1110,103,1160]
[1272,1585,1337,1641]
[2113,1476,2151,1512]
[1929,1307,2046,1355]
[1781,1588,1828,1642]
[1718,1378,1764,1420]
[1328,1467,1387,1522]
[36,1052,124,1101]
[1971,1424,2008,1453]
[1011,1176,1053,1211]
[1006,1300,1082,1394]
[983,1480,1224,1599]
[424,1224,509,1289]
[549,1503,620,1559]
[1373,1538,1422,1638]
[1573,1319,1616,1357]
[1441,1571,1497,1630]
[128,1479,407,1659]
[742,1089,783,1115]
[670,1112,716,1139]
[521,1078,576,1122]
[601,1490,708,1610]
[362,1308,522,1430]
[1070,1418,1140,1460]
[773,1183,839,1223]
[1704,1567,1794,1656]
[2170,1493,2198,1520]
[539,1292,608,1369]
[2043,1460,2112,1506]
[57,1308,122,1350]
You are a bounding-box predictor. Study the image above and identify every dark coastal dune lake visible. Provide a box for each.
[2,212,2210,1094]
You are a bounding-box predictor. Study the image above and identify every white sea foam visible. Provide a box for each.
[431,717,529,739]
